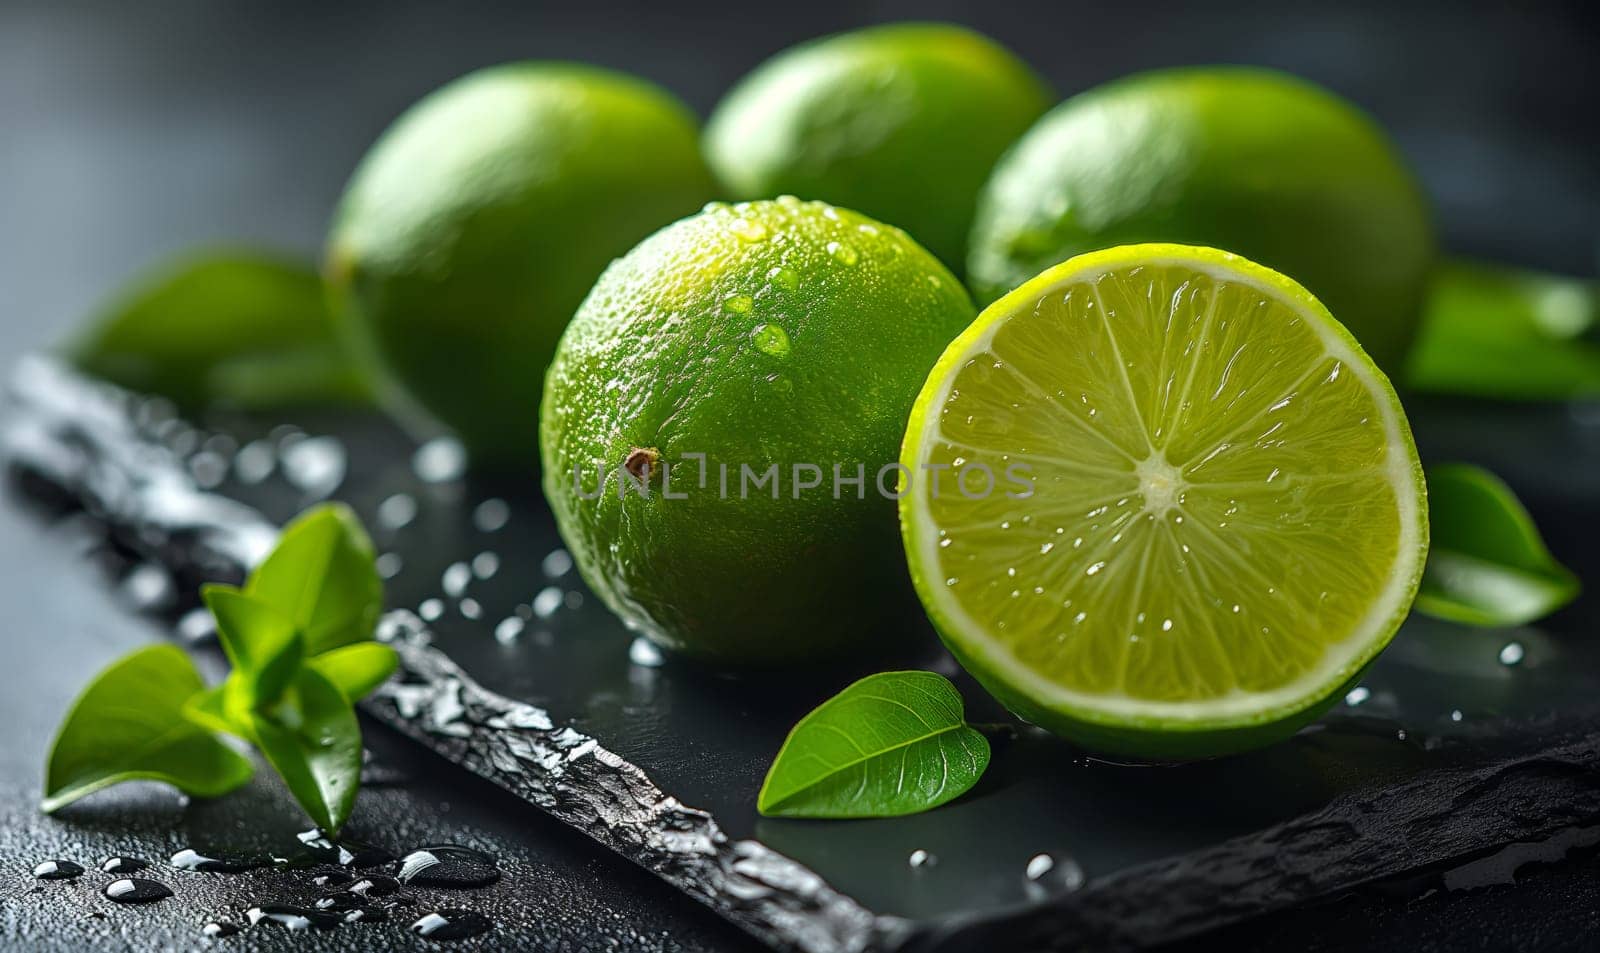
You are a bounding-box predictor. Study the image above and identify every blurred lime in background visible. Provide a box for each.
[70,250,372,412]
[706,23,1051,272]
[968,67,1435,374]
[541,198,974,664]
[327,63,717,468]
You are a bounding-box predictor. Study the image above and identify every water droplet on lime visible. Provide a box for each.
[767,266,799,291]
[750,323,791,357]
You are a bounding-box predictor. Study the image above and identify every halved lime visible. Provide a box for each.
[900,244,1428,759]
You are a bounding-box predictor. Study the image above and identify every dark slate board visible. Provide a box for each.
[7,356,1600,953]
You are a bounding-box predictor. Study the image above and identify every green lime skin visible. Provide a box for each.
[540,199,975,665]
[327,63,717,468]
[967,67,1435,374]
[705,23,1051,273]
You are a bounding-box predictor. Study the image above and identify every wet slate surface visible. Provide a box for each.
[0,473,761,952]
[4,2,1599,950]
[6,359,1600,952]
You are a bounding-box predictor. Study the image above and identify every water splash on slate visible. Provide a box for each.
[32,860,83,880]
[201,921,241,938]
[170,848,265,873]
[246,904,343,931]
[104,878,172,903]
[411,908,493,940]
[396,845,501,888]
[294,828,395,868]
[347,874,403,898]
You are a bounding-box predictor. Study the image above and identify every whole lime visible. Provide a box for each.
[705,23,1051,272]
[540,198,975,664]
[967,67,1435,373]
[327,63,717,467]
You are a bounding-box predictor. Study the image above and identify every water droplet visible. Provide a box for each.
[750,323,791,357]
[767,266,799,291]
[728,219,768,242]
[419,599,444,622]
[1345,686,1371,706]
[413,437,466,483]
[722,293,754,314]
[533,586,563,619]
[1499,641,1525,666]
[105,878,172,904]
[377,493,418,530]
[1450,709,1465,722]
[294,829,394,868]
[343,906,389,924]
[120,563,175,611]
[33,860,83,880]
[628,637,664,667]
[472,498,510,533]
[201,921,241,938]
[176,607,216,643]
[234,439,275,484]
[495,617,525,644]
[411,909,493,940]
[348,874,402,898]
[826,241,858,265]
[190,450,228,488]
[170,848,264,874]
[281,436,347,499]
[397,845,500,888]
[541,549,573,578]
[563,591,584,610]
[908,849,936,868]
[246,904,341,931]
[376,553,403,579]
[1022,854,1085,895]
[459,598,482,620]
[312,869,354,889]
[313,892,363,912]
[100,856,147,874]
[442,562,472,597]
[471,551,499,579]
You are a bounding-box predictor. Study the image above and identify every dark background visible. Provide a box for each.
[2,1,1598,950]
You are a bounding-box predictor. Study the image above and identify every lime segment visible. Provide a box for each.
[900,244,1427,758]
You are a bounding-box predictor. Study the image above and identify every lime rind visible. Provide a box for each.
[900,244,1427,756]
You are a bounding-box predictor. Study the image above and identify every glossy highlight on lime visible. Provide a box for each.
[901,244,1428,759]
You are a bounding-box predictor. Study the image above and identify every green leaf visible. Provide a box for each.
[182,685,248,739]
[247,504,383,656]
[1416,463,1580,626]
[758,671,990,819]
[1406,258,1600,400]
[43,645,253,813]
[308,642,399,702]
[244,667,363,833]
[68,248,373,411]
[201,584,303,706]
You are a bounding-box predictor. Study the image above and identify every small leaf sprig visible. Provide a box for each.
[758,671,990,819]
[43,503,395,833]
[1415,463,1580,626]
